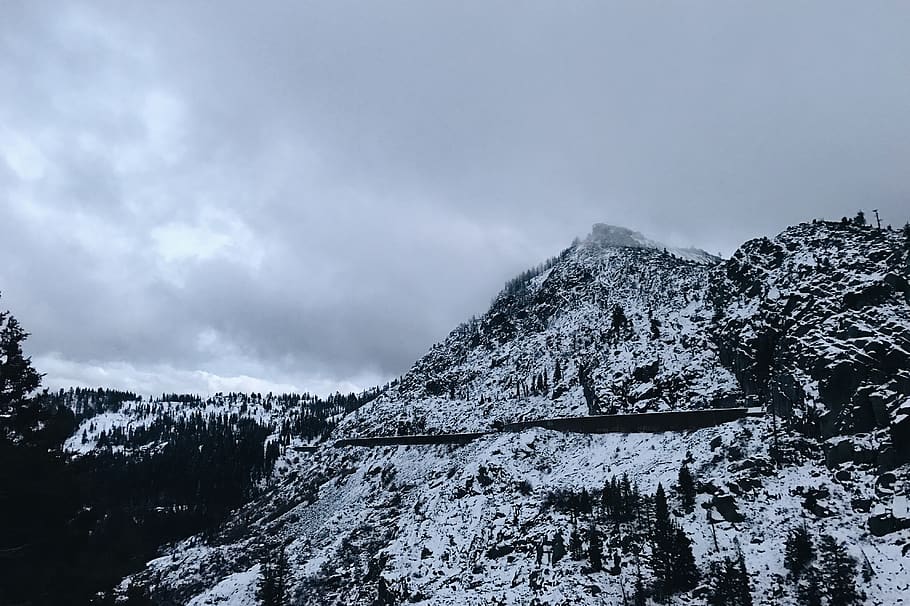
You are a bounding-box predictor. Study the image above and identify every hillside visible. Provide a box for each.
[340,224,738,437]
[67,220,910,605]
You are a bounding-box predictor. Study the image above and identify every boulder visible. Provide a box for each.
[851,498,872,513]
[874,472,897,498]
[842,282,893,310]
[825,438,854,468]
[711,493,745,523]
[632,360,660,382]
[868,513,903,537]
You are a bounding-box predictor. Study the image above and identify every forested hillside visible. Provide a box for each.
[0,314,385,605]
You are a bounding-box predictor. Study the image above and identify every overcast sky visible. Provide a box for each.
[2,2,909,396]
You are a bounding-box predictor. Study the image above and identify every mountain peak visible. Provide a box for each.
[583,222,719,264]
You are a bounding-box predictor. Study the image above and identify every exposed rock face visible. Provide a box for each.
[711,493,745,523]
[709,221,910,465]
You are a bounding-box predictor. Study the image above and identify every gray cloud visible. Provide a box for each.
[2,1,909,395]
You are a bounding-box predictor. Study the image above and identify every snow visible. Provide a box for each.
[69,221,910,604]
[186,567,260,606]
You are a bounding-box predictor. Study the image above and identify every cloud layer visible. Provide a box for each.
[2,2,909,395]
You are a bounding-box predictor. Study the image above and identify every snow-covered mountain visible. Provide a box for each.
[341,223,737,437]
[71,220,910,605]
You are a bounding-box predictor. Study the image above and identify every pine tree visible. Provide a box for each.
[551,531,566,564]
[734,549,753,606]
[784,523,814,580]
[275,547,290,605]
[650,483,674,595]
[796,567,823,606]
[611,304,629,335]
[706,549,752,606]
[588,523,603,571]
[257,547,289,606]
[376,576,397,606]
[257,553,278,606]
[819,535,860,605]
[632,567,647,606]
[853,210,866,226]
[649,315,661,340]
[577,361,598,415]
[0,298,43,436]
[671,526,699,592]
[677,463,695,511]
[579,487,592,515]
[569,526,584,560]
[650,484,698,598]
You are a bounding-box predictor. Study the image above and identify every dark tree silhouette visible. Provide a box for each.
[819,535,860,605]
[0,295,43,437]
[784,524,814,580]
[588,523,603,572]
[650,483,698,599]
[706,548,752,606]
[796,567,823,606]
[551,531,566,564]
[677,463,696,511]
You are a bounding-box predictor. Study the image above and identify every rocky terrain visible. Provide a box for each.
[66,220,910,605]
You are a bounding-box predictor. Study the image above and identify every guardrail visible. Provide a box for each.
[329,407,762,448]
[332,432,488,448]
[502,407,755,433]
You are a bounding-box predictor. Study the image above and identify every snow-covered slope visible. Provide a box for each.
[76,221,910,605]
[340,224,738,437]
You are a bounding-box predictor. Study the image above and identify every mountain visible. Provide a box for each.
[342,223,736,437]
[66,220,910,605]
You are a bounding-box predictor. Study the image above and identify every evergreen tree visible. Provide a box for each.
[0,297,43,436]
[677,463,696,511]
[569,526,584,560]
[819,535,860,605]
[579,487,592,515]
[650,483,673,596]
[275,546,289,605]
[650,483,698,598]
[577,361,598,415]
[632,567,647,606]
[257,547,289,606]
[588,523,603,571]
[376,576,397,606]
[122,582,154,606]
[671,526,699,592]
[611,304,629,335]
[796,567,823,606]
[551,531,566,564]
[706,549,752,606]
[735,549,753,606]
[902,222,910,272]
[784,523,814,580]
[649,315,661,340]
[853,210,866,226]
[553,360,562,384]
[257,552,278,606]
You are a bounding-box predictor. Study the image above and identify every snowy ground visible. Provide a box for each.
[133,415,910,605]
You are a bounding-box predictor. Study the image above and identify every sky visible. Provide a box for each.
[1,2,909,397]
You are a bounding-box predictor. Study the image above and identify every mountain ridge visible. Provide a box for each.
[61,218,910,605]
